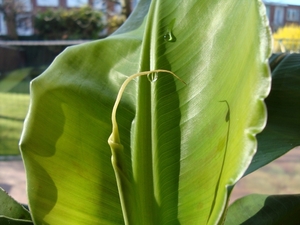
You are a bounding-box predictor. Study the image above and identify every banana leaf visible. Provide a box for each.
[19,0,271,224]
[225,194,300,225]
[0,188,32,224]
[245,53,300,175]
[226,53,300,224]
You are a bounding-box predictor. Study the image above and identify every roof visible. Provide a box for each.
[263,0,300,6]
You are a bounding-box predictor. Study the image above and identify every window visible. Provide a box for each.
[265,5,270,20]
[286,8,300,22]
[114,2,122,14]
[67,0,88,8]
[16,14,33,36]
[94,0,106,11]
[16,0,32,12]
[36,0,59,7]
[274,6,284,25]
[0,12,7,35]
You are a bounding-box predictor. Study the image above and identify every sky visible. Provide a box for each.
[263,0,300,6]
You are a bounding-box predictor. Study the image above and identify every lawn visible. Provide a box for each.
[0,92,30,155]
[0,68,33,155]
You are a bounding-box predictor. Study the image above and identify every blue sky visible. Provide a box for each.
[264,0,300,5]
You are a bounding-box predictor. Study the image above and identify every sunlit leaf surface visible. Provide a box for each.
[246,53,300,175]
[20,0,271,224]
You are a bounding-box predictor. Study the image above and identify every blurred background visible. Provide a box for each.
[0,0,299,204]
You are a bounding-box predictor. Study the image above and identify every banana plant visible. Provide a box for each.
[2,0,299,224]
[224,52,300,224]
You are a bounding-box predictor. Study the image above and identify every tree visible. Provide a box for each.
[0,0,26,39]
[106,0,133,18]
[105,0,140,33]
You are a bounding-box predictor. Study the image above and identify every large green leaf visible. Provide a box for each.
[0,218,33,225]
[225,194,300,224]
[245,53,300,175]
[0,188,32,224]
[19,0,271,224]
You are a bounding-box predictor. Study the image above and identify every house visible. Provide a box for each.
[263,0,300,31]
[0,0,138,37]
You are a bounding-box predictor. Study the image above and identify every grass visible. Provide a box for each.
[0,68,33,155]
[0,92,30,155]
[0,68,31,93]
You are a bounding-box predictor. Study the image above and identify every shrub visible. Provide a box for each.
[273,24,300,52]
[34,6,104,40]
